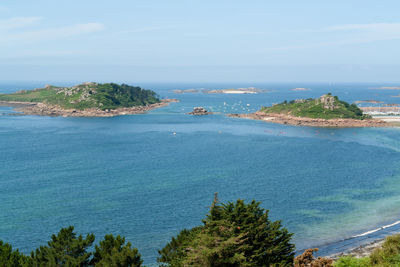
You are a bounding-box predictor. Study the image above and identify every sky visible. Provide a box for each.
[1,0,400,83]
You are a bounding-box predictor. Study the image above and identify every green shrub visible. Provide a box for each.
[334,256,371,267]
[370,234,400,266]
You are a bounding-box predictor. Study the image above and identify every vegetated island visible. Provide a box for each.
[229,94,389,127]
[0,82,178,117]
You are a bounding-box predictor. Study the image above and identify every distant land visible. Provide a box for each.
[370,86,400,90]
[354,100,384,104]
[204,87,270,94]
[173,89,199,94]
[0,82,178,117]
[291,87,311,91]
[229,94,389,127]
[172,87,270,94]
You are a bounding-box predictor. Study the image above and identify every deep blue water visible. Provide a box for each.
[2,82,400,265]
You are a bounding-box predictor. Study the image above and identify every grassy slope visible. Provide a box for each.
[260,95,369,120]
[0,83,160,110]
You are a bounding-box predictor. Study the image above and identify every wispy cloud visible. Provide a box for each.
[325,23,400,32]
[117,26,165,35]
[0,17,42,30]
[0,49,95,63]
[0,6,10,13]
[0,21,104,45]
[274,22,400,51]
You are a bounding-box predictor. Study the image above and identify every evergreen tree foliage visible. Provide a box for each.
[0,240,31,267]
[158,227,202,266]
[158,196,295,267]
[30,226,95,266]
[90,234,143,267]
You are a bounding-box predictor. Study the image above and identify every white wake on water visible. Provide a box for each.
[352,220,400,238]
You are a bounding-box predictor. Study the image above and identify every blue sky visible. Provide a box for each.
[1,0,400,82]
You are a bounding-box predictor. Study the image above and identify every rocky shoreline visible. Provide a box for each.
[328,238,385,260]
[228,112,390,128]
[0,99,179,117]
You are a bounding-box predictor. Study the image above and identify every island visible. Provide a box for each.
[0,82,178,117]
[229,94,389,127]
[172,89,199,94]
[188,107,211,115]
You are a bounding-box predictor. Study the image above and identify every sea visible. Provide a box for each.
[1,82,400,265]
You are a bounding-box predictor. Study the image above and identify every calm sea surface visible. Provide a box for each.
[2,82,400,265]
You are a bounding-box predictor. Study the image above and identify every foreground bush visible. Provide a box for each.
[0,226,143,267]
[0,240,31,266]
[31,226,95,266]
[334,256,371,267]
[335,234,400,267]
[294,248,333,267]
[90,234,143,266]
[369,234,400,266]
[158,195,295,266]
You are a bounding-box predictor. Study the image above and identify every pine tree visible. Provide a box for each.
[90,234,143,267]
[158,196,295,267]
[30,226,95,266]
[0,240,31,267]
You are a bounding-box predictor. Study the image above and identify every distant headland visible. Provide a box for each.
[0,82,178,117]
[229,94,390,127]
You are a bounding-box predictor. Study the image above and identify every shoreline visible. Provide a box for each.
[327,238,385,260]
[228,112,391,128]
[308,219,400,260]
[0,99,179,117]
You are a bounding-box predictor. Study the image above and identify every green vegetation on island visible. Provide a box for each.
[261,93,371,120]
[0,82,160,110]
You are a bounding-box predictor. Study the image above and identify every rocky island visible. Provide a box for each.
[188,106,211,115]
[0,82,178,117]
[229,94,389,127]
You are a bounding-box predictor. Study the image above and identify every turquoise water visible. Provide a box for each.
[2,82,400,265]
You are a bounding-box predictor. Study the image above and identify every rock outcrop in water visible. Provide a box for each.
[188,107,211,115]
